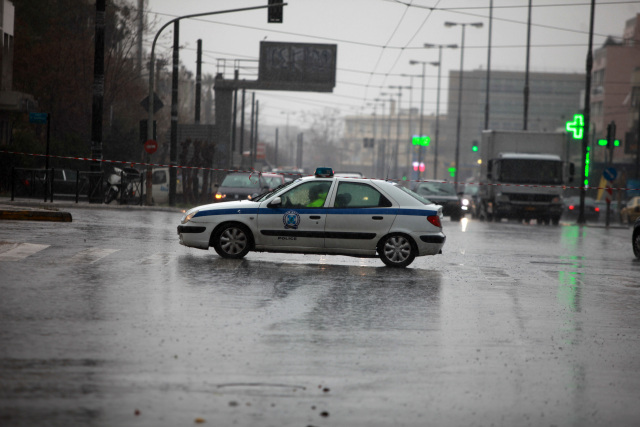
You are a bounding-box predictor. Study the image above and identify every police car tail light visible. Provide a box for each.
[427,215,441,228]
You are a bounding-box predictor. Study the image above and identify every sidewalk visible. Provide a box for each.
[0,196,184,222]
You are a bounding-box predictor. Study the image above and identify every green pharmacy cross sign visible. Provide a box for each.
[566,114,585,140]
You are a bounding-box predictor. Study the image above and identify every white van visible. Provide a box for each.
[151,168,182,204]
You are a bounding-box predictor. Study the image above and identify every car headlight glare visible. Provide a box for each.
[181,210,199,224]
[215,193,225,200]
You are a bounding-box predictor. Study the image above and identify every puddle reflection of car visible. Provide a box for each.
[214,172,284,202]
[413,180,463,221]
[562,196,600,222]
[179,167,446,268]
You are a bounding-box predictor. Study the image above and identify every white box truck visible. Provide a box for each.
[478,130,575,225]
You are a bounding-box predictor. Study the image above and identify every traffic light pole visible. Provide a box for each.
[146,3,286,205]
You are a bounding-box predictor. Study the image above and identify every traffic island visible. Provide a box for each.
[0,205,72,222]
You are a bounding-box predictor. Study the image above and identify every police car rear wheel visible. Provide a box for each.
[212,223,251,259]
[378,234,415,268]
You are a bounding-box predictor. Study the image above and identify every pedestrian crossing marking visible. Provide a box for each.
[0,242,50,261]
[68,248,119,264]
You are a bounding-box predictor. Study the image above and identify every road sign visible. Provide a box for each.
[144,139,158,155]
[603,167,617,182]
[29,112,48,124]
[140,93,164,114]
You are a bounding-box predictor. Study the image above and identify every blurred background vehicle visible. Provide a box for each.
[413,180,463,221]
[271,168,304,183]
[620,196,640,224]
[334,171,364,178]
[461,183,480,219]
[214,172,284,202]
[562,196,600,222]
[633,217,640,259]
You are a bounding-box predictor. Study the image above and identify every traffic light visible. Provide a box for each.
[606,121,616,149]
[471,140,479,152]
[268,0,283,23]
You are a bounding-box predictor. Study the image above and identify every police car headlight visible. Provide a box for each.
[181,209,199,224]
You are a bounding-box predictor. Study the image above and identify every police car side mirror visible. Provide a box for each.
[268,196,282,208]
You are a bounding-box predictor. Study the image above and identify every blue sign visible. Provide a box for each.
[603,167,617,182]
[29,112,48,124]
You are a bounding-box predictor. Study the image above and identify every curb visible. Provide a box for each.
[0,205,72,222]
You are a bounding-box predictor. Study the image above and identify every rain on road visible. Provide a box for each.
[1,207,640,426]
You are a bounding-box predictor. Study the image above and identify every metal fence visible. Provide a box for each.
[10,167,145,205]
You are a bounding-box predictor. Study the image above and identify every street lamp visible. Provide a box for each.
[445,21,483,190]
[378,94,395,177]
[389,85,411,179]
[423,43,458,179]
[409,60,428,180]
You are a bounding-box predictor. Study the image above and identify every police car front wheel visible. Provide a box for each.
[378,233,416,268]
[212,223,251,259]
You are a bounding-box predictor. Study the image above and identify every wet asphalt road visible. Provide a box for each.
[1,207,640,427]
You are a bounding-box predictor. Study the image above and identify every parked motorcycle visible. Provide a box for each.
[104,166,141,204]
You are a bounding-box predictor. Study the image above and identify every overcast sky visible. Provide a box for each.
[143,0,640,129]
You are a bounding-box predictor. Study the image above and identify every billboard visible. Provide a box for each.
[259,41,336,89]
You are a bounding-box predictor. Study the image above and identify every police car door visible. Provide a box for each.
[256,180,333,251]
[324,181,397,252]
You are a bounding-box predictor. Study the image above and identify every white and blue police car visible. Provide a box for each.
[178,167,446,268]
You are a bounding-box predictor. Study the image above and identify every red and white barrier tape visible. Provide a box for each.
[2,149,639,192]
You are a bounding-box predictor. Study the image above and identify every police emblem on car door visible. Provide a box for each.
[257,181,333,251]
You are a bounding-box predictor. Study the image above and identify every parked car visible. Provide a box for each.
[178,167,446,268]
[633,216,640,259]
[25,168,89,199]
[413,180,463,221]
[562,196,600,222]
[620,196,640,224]
[214,172,285,202]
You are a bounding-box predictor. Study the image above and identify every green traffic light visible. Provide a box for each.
[448,166,456,178]
[472,145,479,152]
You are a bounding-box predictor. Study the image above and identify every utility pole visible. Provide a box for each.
[90,0,105,203]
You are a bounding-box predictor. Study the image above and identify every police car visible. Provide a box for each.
[178,168,446,268]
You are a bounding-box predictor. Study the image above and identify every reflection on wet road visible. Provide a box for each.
[1,208,640,426]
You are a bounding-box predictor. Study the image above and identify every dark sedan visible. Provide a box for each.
[562,196,600,222]
[414,180,463,221]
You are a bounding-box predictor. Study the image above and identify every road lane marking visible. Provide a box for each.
[69,248,119,264]
[0,242,50,261]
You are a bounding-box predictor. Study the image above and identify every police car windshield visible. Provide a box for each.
[252,180,299,202]
[395,184,432,205]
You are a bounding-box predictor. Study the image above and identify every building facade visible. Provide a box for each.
[591,14,640,181]
[445,69,584,182]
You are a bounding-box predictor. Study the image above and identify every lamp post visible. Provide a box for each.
[389,85,411,179]
[445,21,483,190]
[409,60,427,180]
[423,43,458,179]
[281,110,296,167]
[378,94,395,177]
[373,98,386,177]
